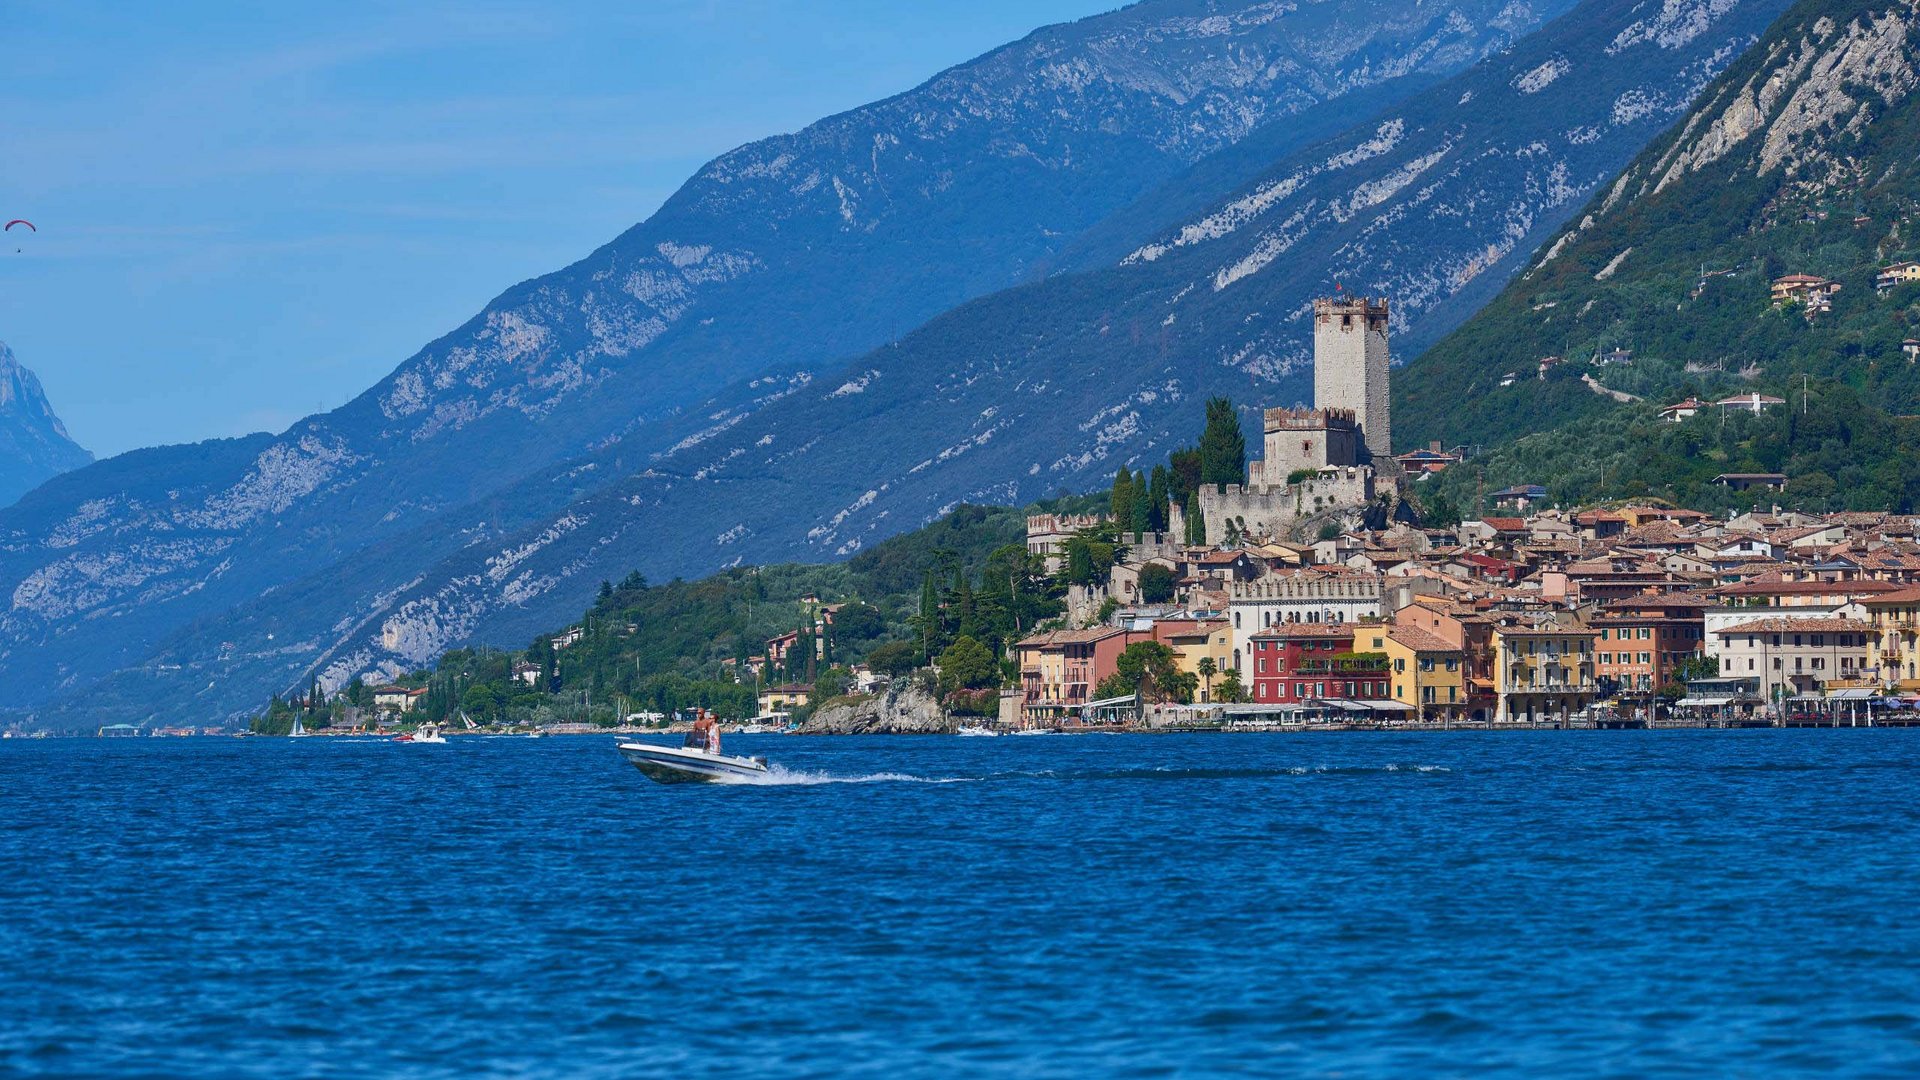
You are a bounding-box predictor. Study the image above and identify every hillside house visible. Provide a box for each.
[1770,274,1842,311]
[1714,473,1787,492]
[1716,393,1786,414]
[1875,262,1920,293]
[1660,397,1707,422]
[373,686,427,713]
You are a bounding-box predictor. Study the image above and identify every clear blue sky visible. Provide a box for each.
[0,1,1115,457]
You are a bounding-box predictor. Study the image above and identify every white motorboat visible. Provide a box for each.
[955,725,999,737]
[619,707,770,784]
[1008,727,1055,736]
[617,740,771,784]
[396,723,447,744]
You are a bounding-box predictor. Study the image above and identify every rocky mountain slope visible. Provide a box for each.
[1396,0,1920,510]
[17,0,1797,730]
[0,0,1573,729]
[0,343,91,507]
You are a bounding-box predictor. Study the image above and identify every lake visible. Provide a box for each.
[5,730,1919,1076]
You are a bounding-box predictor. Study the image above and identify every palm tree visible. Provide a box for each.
[1197,657,1217,702]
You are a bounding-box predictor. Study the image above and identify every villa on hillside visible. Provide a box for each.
[1771,274,1842,311]
[1875,262,1920,293]
[1660,397,1707,422]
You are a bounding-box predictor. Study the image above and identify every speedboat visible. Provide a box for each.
[617,740,771,784]
[396,723,447,744]
[955,725,999,737]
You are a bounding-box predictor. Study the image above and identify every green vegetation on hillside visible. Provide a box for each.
[1396,0,1920,513]
[252,495,1104,731]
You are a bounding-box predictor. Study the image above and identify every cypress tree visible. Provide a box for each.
[1110,467,1135,521]
[1130,480,1151,540]
[1199,398,1247,491]
[1185,494,1205,545]
[1148,465,1170,532]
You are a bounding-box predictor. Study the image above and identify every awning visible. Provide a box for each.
[1828,688,1880,700]
[1676,696,1735,707]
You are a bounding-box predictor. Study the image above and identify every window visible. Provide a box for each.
[1812,658,1825,670]
[1813,635,1824,647]
[1639,627,1651,640]
[1639,652,1651,665]
[1772,658,1782,670]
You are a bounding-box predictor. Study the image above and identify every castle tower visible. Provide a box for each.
[1312,297,1391,460]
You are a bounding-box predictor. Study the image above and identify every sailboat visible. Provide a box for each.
[290,714,308,738]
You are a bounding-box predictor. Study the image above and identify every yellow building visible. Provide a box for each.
[1859,586,1920,689]
[758,683,813,714]
[1155,618,1234,702]
[1363,625,1467,721]
[1490,620,1597,724]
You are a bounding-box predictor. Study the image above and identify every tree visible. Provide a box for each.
[1217,668,1248,703]
[1318,521,1343,541]
[812,666,854,704]
[937,635,1000,694]
[1113,640,1182,703]
[1200,397,1247,491]
[1111,468,1135,521]
[1197,656,1217,700]
[865,641,919,678]
[1423,491,1463,528]
[1184,495,1205,545]
[1169,447,1202,508]
[1138,563,1177,604]
[1148,465,1171,532]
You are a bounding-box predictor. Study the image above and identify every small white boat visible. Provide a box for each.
[619,708,769,784]
[955,725,1000,737]
[1008,726,1055,736]
[617,741,771,784]
[397,723,447,744]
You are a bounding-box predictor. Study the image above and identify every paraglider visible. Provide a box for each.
[6,219,33,254]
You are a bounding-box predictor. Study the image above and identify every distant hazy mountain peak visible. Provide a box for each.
[0,341,92,507]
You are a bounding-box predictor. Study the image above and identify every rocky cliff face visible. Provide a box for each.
[0,343,91,508]
[0,0,1582,728]
[800,684,955,735]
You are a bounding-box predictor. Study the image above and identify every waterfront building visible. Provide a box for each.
[1227,569,1384,671]
[1708,617,1871,704]
[1244,624,1394,711]
[1490,618,1597,724]
[1361,624,1466,722]
[1014,627,1150,722]
[1588,595,1709,696]
[1858,586,1920,690]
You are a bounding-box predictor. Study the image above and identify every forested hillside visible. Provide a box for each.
[1399,0,1920,513]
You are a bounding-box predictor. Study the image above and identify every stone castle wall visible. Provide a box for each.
[1194,467,1373,545]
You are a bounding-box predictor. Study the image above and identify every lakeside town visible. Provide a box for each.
[65,289,1917,740]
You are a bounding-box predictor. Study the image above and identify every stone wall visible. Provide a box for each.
[1194,468,1374,546]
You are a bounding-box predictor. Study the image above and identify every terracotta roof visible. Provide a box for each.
[1717,580,1904,596]
[1478,517,1527,531]
[1385,626,1460,652]
[1716,617,1871,635]
[1859,586,1920,605]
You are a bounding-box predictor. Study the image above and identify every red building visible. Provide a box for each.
[1246,624,1392,705]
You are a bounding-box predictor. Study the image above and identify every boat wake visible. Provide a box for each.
[711,763,1450,786]
[720,765,975,786]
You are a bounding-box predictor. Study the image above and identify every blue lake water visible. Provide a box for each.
[5,730,1920,1076]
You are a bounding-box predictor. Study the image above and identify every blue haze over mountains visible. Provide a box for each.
[0,0,1793,728]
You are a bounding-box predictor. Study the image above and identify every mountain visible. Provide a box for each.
[0,343,91,506]
[13,0,1801,731]
[0,0,1587,728]
[1395,0,1920,512]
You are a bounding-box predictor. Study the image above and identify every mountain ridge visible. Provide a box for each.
[15,0,1798,730]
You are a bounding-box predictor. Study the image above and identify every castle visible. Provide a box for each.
[1176,296,1393,546]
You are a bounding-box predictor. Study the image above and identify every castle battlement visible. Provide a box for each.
[1264,406,1357,431]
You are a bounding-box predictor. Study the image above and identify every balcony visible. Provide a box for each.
[1500,682,1598,695]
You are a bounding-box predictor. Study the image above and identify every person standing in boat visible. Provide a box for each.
[685,709,721,754]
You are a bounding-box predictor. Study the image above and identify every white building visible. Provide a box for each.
[1228,569,1384,672]
[1708,617,1871,701]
